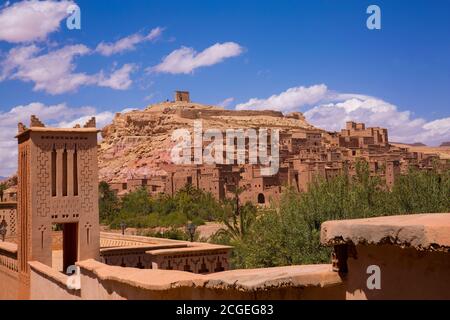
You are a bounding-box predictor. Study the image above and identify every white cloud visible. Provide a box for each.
[420,118,450,144]
[150,42,243,74]
[0,0,73,43]
[97,64,136,90]
[0,102,113,176]
[218,97,235,108]
[305,96,450,146]
[0,44,137,94]
[237,84,450,146]
[58,111,114,129]
[1,44,93,94]
[96,27,164,56]
[235,84,329,112]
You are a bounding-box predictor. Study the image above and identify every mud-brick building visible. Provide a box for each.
[0,116,231,300]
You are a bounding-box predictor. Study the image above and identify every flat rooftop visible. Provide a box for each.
[99,232,231,251]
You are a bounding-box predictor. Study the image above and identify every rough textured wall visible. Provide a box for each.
[0,243,19,300]
[78,260,345,300]
[0,267,19,299]
[345,244,450,300]
[29,262,80,300]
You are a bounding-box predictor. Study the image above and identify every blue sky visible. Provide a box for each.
[0,0,449,175]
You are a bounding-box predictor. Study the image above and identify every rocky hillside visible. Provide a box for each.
[98,101,316,182]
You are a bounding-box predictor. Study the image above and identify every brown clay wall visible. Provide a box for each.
[0,243,19,299]
[345,244,450,300]
[78,261,345,300]
[80,272,344,300]
[178,109,284,120]
[29,261,80,300]
[0,265,19,299]
[52,231,63,250]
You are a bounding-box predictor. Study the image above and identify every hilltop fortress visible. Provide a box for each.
[103,91,448,205]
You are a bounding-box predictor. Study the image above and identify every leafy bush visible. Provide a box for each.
[215,162,450,269]
[99,181,120,224]
[105,184,222,229]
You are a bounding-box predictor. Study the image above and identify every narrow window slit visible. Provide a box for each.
[62,145,68,197]
[51,145,57,197]
[73,145,78,196]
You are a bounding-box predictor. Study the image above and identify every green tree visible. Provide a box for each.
[212,187,257,244]
[106,184,225,229]
[221,162,450,269]
[392,167,450,214]
[230,188,330,268]
[0,183,6,202]
[98,181,120,223]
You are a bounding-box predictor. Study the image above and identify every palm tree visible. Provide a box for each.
[215,187,257,243]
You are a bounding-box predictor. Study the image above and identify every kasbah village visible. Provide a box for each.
[1,91,449,300]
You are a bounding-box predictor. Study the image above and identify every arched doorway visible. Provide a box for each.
[257,193,265,204]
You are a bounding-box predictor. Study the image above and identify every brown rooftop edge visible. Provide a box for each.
[321,213,450,251]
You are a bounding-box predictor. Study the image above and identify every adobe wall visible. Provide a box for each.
[0,267,19,299]
[0,262,19,300]
[177,108,284,120]
[29,261,80,300]
[78,260,345,300]
[0,242,19,300]
[345,244,450,300]
[321,213,450,300]
[52,231,63,250]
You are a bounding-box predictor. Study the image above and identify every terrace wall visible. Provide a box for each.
[29,261,80,300]
[0,242,19,299]
[77,260,345,300]
[345,244,450,300]
[321,213,450,300]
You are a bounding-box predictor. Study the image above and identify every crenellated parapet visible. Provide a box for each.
[30,115,45,128]
[83,117,96,128]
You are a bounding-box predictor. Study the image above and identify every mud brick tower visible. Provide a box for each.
[16,116,100,298]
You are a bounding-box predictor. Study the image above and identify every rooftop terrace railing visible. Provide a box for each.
[0,242,18,273]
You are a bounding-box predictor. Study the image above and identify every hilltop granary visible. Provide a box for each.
[0,115,449,300]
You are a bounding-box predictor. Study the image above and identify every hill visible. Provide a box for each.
[98,100,316,182]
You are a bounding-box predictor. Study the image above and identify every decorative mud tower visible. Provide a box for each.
[16,116,100,298]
